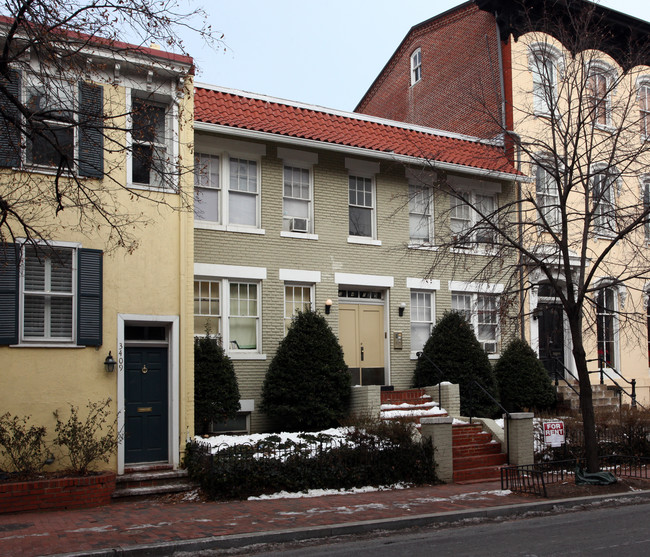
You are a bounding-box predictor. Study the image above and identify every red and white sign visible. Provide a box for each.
[544,421,565,447]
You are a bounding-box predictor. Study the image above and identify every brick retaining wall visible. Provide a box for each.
[0,471,116,514]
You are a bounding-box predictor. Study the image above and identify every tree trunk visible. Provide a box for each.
[568,315,599,472]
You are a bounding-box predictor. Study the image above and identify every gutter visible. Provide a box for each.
[194,121,527,183]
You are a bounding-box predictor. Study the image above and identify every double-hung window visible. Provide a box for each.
[639,82,650,139]
[283,166,312,233]
[284,284,313,333]
[349,175,374,238]
[536,163,560,228]
[194,154,220,223]
[587,64,614,128]
[25,77,75,168]
[409,185,433,244]
[411,48,422,85]
[194,279,220,337]
[592,169,617,236]
[530,46,559,116]
[449,191,497,245]
[451,291,499,354]
[596,287,618,369]
[0,243,102,346]
[643,176,650,242]
[193,277,261,353]
[229,158,258,226]
[410,290,434,354]
[131,98,170,188]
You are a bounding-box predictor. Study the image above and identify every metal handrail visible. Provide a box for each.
[585,359,641,409]
[546,357,580,397]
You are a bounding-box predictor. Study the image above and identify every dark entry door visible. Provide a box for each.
[125,347,168,463]
[538,304,564,379]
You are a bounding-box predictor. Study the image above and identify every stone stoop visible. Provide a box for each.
[380,388,448,428]
[556,382,621,412]
[452,423,507,483]
[112,465,196,500]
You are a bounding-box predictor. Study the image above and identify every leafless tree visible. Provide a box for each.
[408,1,650,472]
[0,0,219,254]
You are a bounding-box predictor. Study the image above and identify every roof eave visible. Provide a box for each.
[193,121,523,182]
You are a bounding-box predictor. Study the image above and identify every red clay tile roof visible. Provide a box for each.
[195,86,519,176]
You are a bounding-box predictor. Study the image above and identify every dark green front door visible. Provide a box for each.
[125,347,168,463]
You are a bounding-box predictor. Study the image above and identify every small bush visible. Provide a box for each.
[194,332,241,435]
[53,398,122,475]
[261,310,351,431]
[495,338,556,413]
[0,413,49,475]
[413,311,499,417]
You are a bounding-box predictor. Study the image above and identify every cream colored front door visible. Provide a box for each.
[339,303,385,385]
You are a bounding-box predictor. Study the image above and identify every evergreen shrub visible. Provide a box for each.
[260,310,350,431]
[194,333,241,435]
[495,338,556,413]
[412,310,499,417]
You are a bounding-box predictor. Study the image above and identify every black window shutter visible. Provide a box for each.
[0,244,19,344]
[0,70,22,168]
[77,248,103,346]
[78,82,104,178]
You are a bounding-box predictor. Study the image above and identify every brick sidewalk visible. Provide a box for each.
[0,481,534,556]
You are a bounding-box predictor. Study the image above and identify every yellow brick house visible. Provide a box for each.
[192,85,522,433]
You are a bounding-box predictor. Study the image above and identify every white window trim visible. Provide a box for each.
[346,160,379,243]
[409,289,436,359]
[283,282,315,328]
[528,43,563,117]
[594,282,621,372]
[448,189,498,249]
[591,165,619,239]
[534,159,561,231]
[450,287,501,357]
[193,263,266,360]
[281,153,316,237]
[193,142,265,234]
[335,273,394,288]
[408,183,435,247]
[126,90,178,192]
[410,48,422,86]
[585,61,617,131]
[641,174,650,243]
[18,240,81,346]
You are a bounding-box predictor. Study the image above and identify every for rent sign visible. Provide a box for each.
[543,421,565,447]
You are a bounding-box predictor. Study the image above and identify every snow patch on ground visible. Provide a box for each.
[248,483,411,501]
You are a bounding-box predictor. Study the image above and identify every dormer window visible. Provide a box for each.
[410,48,422,85]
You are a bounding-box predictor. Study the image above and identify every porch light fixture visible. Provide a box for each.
[398,302,406,317]
[104,351,117,373]
[325,299,333,314]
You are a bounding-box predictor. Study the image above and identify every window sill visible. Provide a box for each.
[129,183,178,194]
[449,246,496,256]
[408,243,439,251]
[10,343,84,349]
[194,221,265,235]
[22,165,77,178]
[347,236,382,246]
[281,231,319,241]
[488,353,500,360]
[228,352,267,361]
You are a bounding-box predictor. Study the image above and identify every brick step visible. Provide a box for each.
[454,465,503,483]
[452,431,493,445]
[113,468,196,500]
[453,453,508,471]
[453,442,502,458]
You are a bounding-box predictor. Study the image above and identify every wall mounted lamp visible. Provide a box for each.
[325,299,333,314]
[104,351,117,373]
[398,302,406,317]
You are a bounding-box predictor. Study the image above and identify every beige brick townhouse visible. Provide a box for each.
[192,84,522,433]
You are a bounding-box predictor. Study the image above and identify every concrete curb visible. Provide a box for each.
[53,489,650,556]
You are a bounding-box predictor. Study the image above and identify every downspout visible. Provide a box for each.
[495,14,526,342]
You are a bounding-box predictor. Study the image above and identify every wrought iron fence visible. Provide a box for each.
[502,455,650,497]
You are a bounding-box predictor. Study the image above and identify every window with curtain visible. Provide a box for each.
[229,158,258,226]
[536,163,560,228]
[194,153,220,222]
[284,284,312,333]
[283,166,312,232]
[229,281,258,350]
[410,290,434,354]
[349,175,374,237]
[193,279,220,337]
[596,287,617,368]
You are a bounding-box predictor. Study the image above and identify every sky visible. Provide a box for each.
[183,1,650,113]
